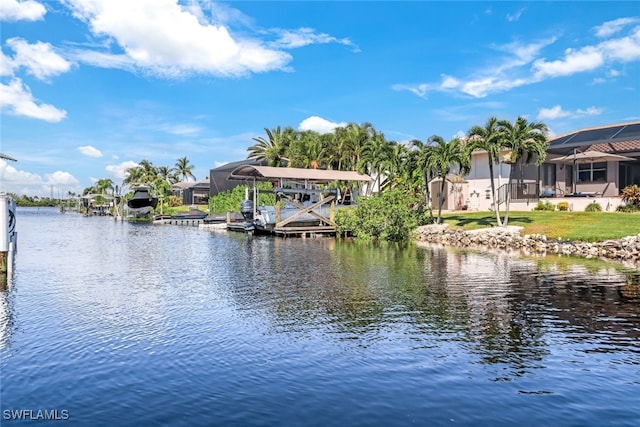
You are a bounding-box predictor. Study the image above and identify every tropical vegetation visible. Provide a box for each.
[77,157,197,214]
[245,117,550,232]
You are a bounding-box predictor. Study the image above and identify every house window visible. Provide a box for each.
[578,162,607,182]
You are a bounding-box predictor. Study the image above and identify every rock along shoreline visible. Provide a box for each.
[414,224,640,269]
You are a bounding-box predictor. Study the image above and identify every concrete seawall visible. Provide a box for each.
[414,224,640,269]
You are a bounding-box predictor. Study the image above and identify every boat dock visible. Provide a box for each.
[227,165,372,237]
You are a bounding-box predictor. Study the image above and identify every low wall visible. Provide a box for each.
[467,196,624,212]
[414,224,640,268]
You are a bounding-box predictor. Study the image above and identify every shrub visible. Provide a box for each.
[585,201,602,212]
[335,189,428,242]
[533,201,555,211]
[557,201,569,211]
[616,204,640,213]
[208,183,275,213]
[168,195,182,207]
[621,184,640,207]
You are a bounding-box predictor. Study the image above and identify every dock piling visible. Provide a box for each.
[0,194,17,277]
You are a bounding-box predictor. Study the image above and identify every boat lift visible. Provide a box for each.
[228,165,371,236]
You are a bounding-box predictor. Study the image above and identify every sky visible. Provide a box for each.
[1,0,639,197]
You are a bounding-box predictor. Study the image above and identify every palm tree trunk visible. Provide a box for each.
[437,177,446,224]
[504,165,515,226]
[488,161,503,226]
[424,174,434,222]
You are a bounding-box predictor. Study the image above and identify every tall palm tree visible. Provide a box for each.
[95,178,114,195]
[288,130,323,169]
[426,136,472,224]
[411,138,437,220]
[320,132,341,170]
[123,166,144,187]
[468,116,504,226]
[174,157,195,182]
[331,126,355,170]
[345,122,374,171]
[359,130,393,195]
[498,116,549,225]
[382,142,410,192]
[157,166,178,184]
[247,126,290,166]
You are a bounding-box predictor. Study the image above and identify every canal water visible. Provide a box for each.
[1,208,639,426]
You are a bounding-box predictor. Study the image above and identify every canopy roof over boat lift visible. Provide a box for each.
[227,166,371,237]
[228,165,371,184]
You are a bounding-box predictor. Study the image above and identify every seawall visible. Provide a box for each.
[414,224,640,269]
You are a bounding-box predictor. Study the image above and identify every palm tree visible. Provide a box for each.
[157,166,178,184]
[174,157,195,182]
[426,136,472,224]
[123,166,144,187]
[359,130,393,195]
[468,116,504,226]
[331,126,355,170]
[410,138,439,222]
[498,116,549,225]
[95,178,114,195]
[382,142,410,192]
[288,130,323,169]
[247,126,290,166]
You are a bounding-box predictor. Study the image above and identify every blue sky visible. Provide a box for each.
[1,0,639,197]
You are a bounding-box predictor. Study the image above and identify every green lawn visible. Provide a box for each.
[441,211,640,242]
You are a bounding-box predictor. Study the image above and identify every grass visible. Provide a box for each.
[441,211,640,242]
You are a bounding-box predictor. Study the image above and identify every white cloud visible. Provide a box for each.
[594,17,640,38]
[270,27,358,51]
[506,7,526,23]
[394,38,554,99]
[533,46,605,78]
[158,123,202,136]
[0,48,13,76]
[106,160,139,180]
[0,159,81,196]
[0,0,46,22]
[62,0,292,78]
[0,78,67,122]
[0,158,42,185]
[391,83,430,98]
[45,170,80,186]
[453,130,466,139]
[5,37,72,80]
[298,116,347,134]
[533,23,640,79]
[78,145,103,158]
[537,104,603,120]
[0,39,70,122]
[397,17,640,99]
[537,105,571,120]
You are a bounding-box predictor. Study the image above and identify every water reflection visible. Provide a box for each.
[224,237,640,378]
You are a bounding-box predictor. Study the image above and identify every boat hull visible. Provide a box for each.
[127,187,158,216]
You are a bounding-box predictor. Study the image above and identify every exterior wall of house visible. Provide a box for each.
[573,161,619,196]
[464,152,539,211]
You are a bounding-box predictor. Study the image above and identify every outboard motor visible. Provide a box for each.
[240,199,255,232]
